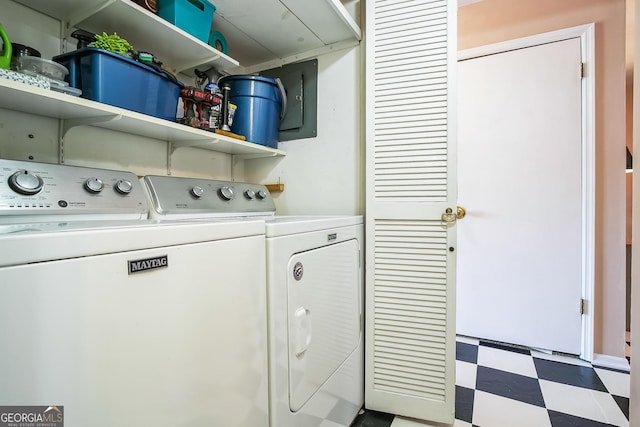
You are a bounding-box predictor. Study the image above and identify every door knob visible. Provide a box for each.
[441,206,466,223]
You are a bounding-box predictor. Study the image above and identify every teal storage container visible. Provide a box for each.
[219,75,286,149]
[158,0,216,43]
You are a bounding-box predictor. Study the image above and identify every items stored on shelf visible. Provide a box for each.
[0,23,11,70]
[131,0,158,13]
[218,75,286,148]
[53,47,182,120]
[157,0,216,43]
[208,30,228,54]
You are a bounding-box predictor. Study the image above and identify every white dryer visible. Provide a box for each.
[265,216,364,427]
[0,160,269,427]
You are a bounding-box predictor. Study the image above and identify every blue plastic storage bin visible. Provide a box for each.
[158,0,216,43]
[53,48,182,121]
[218,75,285,148]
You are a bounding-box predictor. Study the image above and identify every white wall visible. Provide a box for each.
[0,2,62,164]
[630,3,640,425]
[243,46,363,215]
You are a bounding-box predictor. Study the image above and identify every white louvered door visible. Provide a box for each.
[365,0,457,423]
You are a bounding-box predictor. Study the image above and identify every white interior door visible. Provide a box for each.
[457,36,586,355]
[365,0,457,423]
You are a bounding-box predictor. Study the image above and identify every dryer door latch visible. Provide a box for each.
[293,307,312,358]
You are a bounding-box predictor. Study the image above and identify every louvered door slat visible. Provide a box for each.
[365,0,457,423]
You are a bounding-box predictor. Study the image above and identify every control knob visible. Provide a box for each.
[256,189,268,200]
[114,179,133,195]
[191,186,205,198]
[8,170,44,195]
[218,186,234,201]
[244,189,256,200]
[84,177,104,193]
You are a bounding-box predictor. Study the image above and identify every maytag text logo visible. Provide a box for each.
[128,254,168,275]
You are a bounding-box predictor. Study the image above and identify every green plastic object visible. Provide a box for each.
[0,23,11,70]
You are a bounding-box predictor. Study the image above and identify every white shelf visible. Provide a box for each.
[14,0,238,74]
[5,0,360,161]
[0,78,285,157]
[212,0,361,69]
[15,0,361,72]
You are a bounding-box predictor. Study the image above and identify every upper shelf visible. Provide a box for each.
[211,0,361,69]
[0,78,286,157]
[13,0,239,74]
[14,0,361,72]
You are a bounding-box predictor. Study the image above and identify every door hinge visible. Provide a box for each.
[580,298,586,315]
[579,62,585,78]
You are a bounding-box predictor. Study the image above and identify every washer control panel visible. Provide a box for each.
[0,159,148,218]
[142,175,276,218]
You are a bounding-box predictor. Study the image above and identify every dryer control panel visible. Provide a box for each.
[0,159,148,220]
[142,175,276,218]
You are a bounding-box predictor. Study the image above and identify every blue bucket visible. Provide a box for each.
[219,75,286,148]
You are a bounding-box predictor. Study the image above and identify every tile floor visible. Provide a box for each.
[352,336,630,427]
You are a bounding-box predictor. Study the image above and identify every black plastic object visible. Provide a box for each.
[1,42,41,70]
[220,84,231,131]
[9,43,41,58]
[70,29,96,49]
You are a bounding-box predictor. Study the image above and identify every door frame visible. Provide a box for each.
[458,24,595,362]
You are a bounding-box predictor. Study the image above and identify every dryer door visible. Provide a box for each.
[287,239,361,412]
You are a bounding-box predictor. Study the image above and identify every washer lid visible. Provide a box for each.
[0,219,265,267]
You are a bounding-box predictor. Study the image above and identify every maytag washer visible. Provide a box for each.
[142,175,364,427]
[0,159,269,427]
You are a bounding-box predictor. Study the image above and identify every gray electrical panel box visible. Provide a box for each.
[261,59,317,141]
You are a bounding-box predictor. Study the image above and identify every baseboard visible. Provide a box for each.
[592,353,630,372]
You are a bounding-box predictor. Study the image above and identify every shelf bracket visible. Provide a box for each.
[167,141,173,175]
[62,114,123,138]
[232,152,281,166]
[58,114,121,164]
[175,55,222,75]
[67,0,117,30]
[231,151,282,181]
[168,139,219,155]
[58,121,65,164]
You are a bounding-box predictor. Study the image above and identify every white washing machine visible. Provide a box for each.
[141,175,364,427]
[0,160,269,427]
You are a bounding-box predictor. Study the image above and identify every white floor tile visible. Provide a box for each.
[455,360,477,389]
[477,345,538,378]
[319,421,348,427]
[594,368,630,398]
[530,350,591,367]
[390,416,449,426]
[539,380,629,427]
[456,335,480,346]
[453,420,472,427]
[472,390,552,427]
